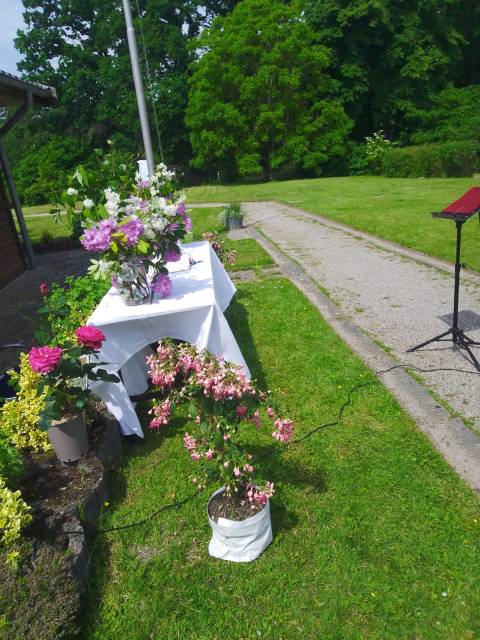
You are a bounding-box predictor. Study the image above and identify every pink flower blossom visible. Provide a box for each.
[75,325,106,350]
[149,399,171,429]
[267,407,276,418]
[233,466,241,477]
[244,464,254,473]
[204,449,215,460]
[236,405,248,417]
[183,433,197,451]
[29,346,62,374]
[272,418,294,443]
[250,410,261,428]
[191,452,201,461]
[152,273,172,298]
[120,216,144,246]
[40,282,49,296]
[164,247,181,263]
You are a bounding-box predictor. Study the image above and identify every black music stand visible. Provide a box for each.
[407,187,480,371]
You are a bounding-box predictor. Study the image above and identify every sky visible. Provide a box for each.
[0,0,26,75]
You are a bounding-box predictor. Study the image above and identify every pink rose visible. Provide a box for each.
[75,326,106,350]
[39,282,49,296]
[29,346,62,374]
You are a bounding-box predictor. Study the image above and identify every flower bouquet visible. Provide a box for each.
[53,147,191,304]
[147,339,293,562]
[29,325,119,462]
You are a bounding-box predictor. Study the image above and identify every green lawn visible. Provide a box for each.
[187,206,274,271]
[81,269,480,638]
[187,176,480,271]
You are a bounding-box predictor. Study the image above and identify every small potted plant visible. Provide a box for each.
[28,326,119,463]
[147,340,293,562]
[222,202,244,231]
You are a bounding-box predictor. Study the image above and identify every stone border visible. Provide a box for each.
[247,225,480,495]
[66,417,122,582]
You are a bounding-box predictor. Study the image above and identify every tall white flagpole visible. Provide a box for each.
[122,0,155,176]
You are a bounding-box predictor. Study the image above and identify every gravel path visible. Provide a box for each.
[243,201,480,433]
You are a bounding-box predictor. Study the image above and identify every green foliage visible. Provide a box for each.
[349,131,397,174]
[223,202,243,219]
[35,276,110,346]
[0,544,80,639]
[0,478,31,568]
[0,434,24,488]
[0,354,51,453]
[381,140,480,177]
[186,0,352,180]
[412,84,480,144]
[306,0,470,141]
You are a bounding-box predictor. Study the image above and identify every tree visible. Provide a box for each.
[9,0,237,203]
[186,0,352,180]
[305,0,467,141]
[412,84,480,144]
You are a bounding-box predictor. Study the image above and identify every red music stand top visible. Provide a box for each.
[433,187,480,221]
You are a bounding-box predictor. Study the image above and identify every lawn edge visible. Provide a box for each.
[247,224,480,495]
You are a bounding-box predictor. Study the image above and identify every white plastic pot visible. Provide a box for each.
[207,487,273,562]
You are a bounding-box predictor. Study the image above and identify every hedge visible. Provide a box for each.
[381,140,479,178]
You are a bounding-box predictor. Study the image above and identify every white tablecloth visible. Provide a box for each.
[87,241,250,437]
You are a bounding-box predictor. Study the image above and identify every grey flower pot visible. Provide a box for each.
[226,216,243,230]
[48,413,89,463]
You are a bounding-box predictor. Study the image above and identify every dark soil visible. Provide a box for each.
[19,404,108,543]
[208,488,266,522]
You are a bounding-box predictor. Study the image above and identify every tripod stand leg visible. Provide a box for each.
[407,329,452,353]
[460,342,480,371]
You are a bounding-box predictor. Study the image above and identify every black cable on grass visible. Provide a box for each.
[59,361,479,536]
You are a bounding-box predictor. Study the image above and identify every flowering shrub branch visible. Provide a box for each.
[147,340,293,511]
[202,232,237,266]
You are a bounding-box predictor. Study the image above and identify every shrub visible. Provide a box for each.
[0,545,80,639]
[35,275,110,345]
[0,354,50,453]
[0,478,31,567]
[0,433,24,486]
[381,141,479,178]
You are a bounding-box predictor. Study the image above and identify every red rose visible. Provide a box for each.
[40,282,49,296]
[75,326,106,350]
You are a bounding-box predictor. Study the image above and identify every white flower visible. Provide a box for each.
[83,198,94,209]
[67,187,78,196]
[151,216,168,232]
[104,188,120,217]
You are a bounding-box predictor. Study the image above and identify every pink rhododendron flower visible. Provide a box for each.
[120,216,144,246]
[152,273,172,298]
[75,326,106,350]
[29,346,62,374]
[164,248,181,262]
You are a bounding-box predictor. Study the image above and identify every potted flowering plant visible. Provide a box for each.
[29,325,119,463]
[52,145,191,304]
[147,339,293,562]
